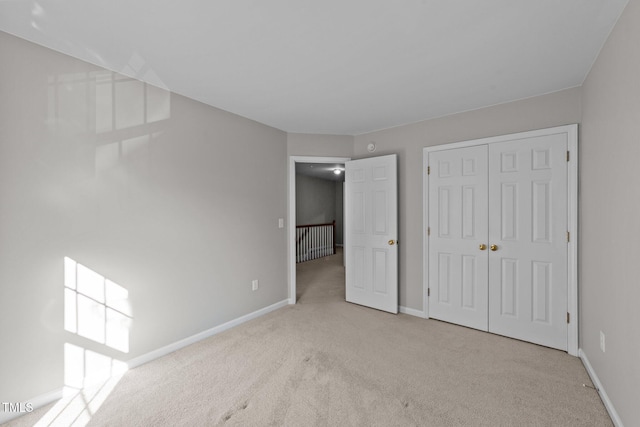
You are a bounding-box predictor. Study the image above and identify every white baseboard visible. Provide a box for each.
[126,299,289,369]
[399,305,426,318]
[579,349,624,427]
[0,388,63,424]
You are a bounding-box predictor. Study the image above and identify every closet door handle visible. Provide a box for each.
[479,244,487,251]
[490,244,498,251]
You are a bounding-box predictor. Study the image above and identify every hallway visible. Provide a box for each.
[296,248,345,304]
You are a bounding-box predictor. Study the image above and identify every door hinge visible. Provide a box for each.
[427,227,431,236]
[567,312,570,324]
[567,151,570,162]
[427,166,431,175]
[567,231,570,242]
[428,288,431,297]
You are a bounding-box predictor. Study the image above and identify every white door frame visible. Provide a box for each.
[423,124,579,356]
[288,156,351,304]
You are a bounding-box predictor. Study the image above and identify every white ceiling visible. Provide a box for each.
[0,0,628,135]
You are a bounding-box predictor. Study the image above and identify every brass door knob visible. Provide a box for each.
[388,240,395,246]
[490,244,498,251]
[479,244,487,251]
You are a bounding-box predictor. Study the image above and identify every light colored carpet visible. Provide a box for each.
[6,249,611,426]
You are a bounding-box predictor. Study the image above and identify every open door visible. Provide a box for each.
[345,155,398,313]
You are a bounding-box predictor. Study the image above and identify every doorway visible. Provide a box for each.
[288,156,351,304]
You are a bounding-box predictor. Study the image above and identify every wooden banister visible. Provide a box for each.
[332,220,336,255]
[296,222,335,228]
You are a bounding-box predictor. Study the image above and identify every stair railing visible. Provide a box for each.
[295,220,336,263]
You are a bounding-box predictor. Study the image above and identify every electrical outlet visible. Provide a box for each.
[278,218,284,228]
[252,280,259,291]
[600,331,605,353]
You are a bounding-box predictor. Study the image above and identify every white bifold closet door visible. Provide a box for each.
[488,135,568,350]
[428,133,568,351]
[428,145,489,330]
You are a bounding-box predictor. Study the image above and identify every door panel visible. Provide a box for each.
[488,135,568,350]
[345,155,398,313]
[500,258,518,317]
[428,146,489,330]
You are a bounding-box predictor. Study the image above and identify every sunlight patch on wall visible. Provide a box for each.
[64,257,132,353]
[38,258,133,426]
[64,343,128,390]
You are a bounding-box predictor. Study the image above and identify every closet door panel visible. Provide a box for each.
[487,134,568,350]
[428,146,489,331]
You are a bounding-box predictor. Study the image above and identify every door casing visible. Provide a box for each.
[423,124,578,356]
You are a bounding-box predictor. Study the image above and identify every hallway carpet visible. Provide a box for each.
[6,250,611,426]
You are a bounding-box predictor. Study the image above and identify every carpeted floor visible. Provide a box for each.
[6,249,612,426]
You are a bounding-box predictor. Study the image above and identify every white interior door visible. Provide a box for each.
[345,154,398,314]
[488,134,568,350]
[428,146,489,330]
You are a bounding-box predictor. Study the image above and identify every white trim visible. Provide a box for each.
[288,156,351,305]
[424,125,575,152]
[423,148,430,321]
[127,299,289,369]
[0,388,63,424]
[399,305,426,318]
[566,125,579,356]
[579,349,624,427]
[423,124,579,356]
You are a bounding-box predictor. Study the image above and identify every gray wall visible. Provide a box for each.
[581,0,639,424]
[0,31,288,402]
[288,133,352,247]
[295,174,337,226]
[287,133,353,158]
[353,87,582,310]
[295,175,344,245]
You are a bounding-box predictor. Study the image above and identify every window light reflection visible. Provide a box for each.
[64,257,132,353]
